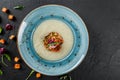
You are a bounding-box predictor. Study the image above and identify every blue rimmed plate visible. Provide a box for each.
[17,5,89,76]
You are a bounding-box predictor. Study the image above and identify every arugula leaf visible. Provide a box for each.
[4,54,11,62]
[0,69,3,75]
[60,75,72,80]
[0,27,2,34]
[1,55,8,67]
[25,69,35,80]
[13,5,24,10]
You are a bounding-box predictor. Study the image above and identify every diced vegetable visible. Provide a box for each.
[14,57,19,62]
[9,35,15,40]
[14,64,20,69]
[5,24,13,30]
[8,15,14,20]
[0,48,5,54]
[36,72,41,78]
[0,39,5,44]
[2,7,8,13]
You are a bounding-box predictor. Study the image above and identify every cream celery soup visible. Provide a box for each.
[33,19,74,61]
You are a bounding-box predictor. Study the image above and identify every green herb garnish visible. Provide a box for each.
[25,69,35,80]
[0,69,3,75]
[0,27,2,34]
[4,54,11,62]
[13,5,24,10]
[1,55,8,67]
[60,75,72,80]
[1,54,11,67]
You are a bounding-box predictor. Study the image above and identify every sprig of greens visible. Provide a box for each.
[60,75,72,80]
[25,69,35,80]
[0,27,2,34]
[4,54,11,62]
[0,69,3,75]
[13,5,24,10]
[1,54,11,67]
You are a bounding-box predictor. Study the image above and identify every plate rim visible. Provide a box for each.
[17,4,89,76]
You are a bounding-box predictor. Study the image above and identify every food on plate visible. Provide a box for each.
[43,32,64,52]
[33,19,74,61]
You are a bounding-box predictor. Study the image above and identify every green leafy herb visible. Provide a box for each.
[4,54,11,62]
[0,27,2,34]
[25,69,35,80]
[13,5,24,10]
[1,55,8,67]
[0,69,3,75]
[60,75,72,80]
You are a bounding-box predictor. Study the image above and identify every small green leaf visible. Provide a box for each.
[4,54,11,62]
[1,55,8,67]
[0,69,3,75]
[60,75,72,80]
[13,5,24,10]
[0,27,2,34]
[25,69,35,80]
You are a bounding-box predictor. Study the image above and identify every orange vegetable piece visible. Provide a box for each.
[8,14,14,20]
[9,35,15,40]
[36,72,41,78]
[14,57,19,62]
[14,64,20,69]
[0,39,5,44]
[2,7,8,13]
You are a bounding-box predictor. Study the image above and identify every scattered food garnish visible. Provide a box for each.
[13,5,24,10]
[3,54,11,62]
[1,54,11,67]
[36,72,41,78]
[14,63,20,69]
[0,48,6,54]
[1,7,8,13]
[0,39,5,44]
[9,35,15,40]
[25,69,35,80]
[5,24,13,30]
[0,48,11,67]
[8,14,14,20]
[60,75,72,80]
[0,69,3,75]
[0,27,3,34]
[14,57,19,62]
[43,32,64,52]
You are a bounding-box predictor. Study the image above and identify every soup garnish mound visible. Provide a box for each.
[43,32,64,52]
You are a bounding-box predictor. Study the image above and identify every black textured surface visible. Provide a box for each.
[0,0,120,80]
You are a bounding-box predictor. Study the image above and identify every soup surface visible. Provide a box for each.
[33,19,74,61]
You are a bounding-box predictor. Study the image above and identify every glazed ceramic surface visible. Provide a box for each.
[17,5,89,76]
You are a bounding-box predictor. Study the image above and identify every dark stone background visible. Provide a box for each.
[0,0,120,80]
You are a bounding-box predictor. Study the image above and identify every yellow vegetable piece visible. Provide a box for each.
[14,57,19,62]
[2,7,8,13]
[9,35,15,40]
[8,15,14,20]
